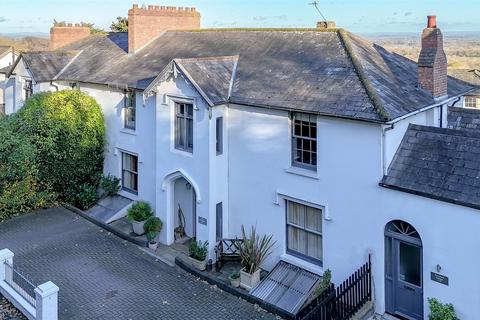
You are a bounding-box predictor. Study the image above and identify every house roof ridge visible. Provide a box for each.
[169,28,340,33]
[337,29,390,121]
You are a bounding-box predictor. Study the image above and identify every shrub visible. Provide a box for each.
[428,298,458,320]
[72,183,99,210]
[100,174,121,197]
[144,217,163,242]
[315,269,332,296]
[127,201,153,222]
[0,90,105,219]
[228,271,240,280]
[239,225,276,274]
[188,239,208,261]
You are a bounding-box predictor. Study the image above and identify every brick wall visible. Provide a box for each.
[418,17,448,98]
[128,4,201,53]
[50,24,91,50]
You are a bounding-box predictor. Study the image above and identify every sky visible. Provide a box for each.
[0,0,479,35]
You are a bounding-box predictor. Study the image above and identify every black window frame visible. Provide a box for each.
[124,89,136,130]
[285,200,323,266]
[121,152,138,195]
[216,116,223,155]
[174,102,194,153]
[291,112,317,171]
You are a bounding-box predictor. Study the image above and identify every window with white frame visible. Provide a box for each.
[292,113,317,170]
[24,79,33,100]
[122,152,138,194]
[175,102,194,152]
[286,200,322,264]
[124,89,136,130]
[465,96,479,109]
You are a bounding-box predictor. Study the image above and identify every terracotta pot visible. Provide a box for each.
[240,268,261,291]
[132,220,146,235]
[188,256,207,271]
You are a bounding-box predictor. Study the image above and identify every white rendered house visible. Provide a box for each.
[3,6,480,320]
[0,46,17,114]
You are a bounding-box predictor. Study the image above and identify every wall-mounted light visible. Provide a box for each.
[436,264,442,273]
[186,182,192,190]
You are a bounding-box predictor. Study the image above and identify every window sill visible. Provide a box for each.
[120,128,136,136]
[118,189,138,201]
[284,166,319,180]
[171,148,194,158]
[281,254,324,276]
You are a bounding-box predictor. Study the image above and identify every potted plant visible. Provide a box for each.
[127,201,153,235]
[239,225,275,291]
[188,239,209,271]
[144,217,163,250]
[228,271,240,288]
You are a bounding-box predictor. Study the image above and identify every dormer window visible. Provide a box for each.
[124,89,136,130]
[292,113,317,170]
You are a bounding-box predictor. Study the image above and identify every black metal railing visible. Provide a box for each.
[4,262,37,307]
[296,255,372,320]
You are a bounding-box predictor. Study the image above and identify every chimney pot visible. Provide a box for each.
[427,15,437,28]
[317,21,336,29]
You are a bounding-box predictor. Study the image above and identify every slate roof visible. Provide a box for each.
[12,29,472,123]
[381,124,480,210]
[448,69,480,95]
[21,51,79,82]
[447,106,480,133]
[0,65,11,74]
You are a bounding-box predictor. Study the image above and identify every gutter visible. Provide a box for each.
[385,91,473,125]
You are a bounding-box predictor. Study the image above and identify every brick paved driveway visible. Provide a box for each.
[0,208,276,320]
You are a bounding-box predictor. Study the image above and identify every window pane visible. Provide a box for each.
[187,118,193,149]
[292,113,317,169]
[288,202,305,226]
[176,116,185,147]
[306,233,322,260]
[288,225,307,255]
[306,207,322,233]
[399,242,421,286]
[187,104,193,117]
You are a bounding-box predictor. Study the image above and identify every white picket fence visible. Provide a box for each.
[0,249,59,320]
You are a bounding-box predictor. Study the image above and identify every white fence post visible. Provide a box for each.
[34,281,59,320]
[0,249,14,281]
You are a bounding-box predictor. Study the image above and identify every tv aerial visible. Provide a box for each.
[309,1,328,21]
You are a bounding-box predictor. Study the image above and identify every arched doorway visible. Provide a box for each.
[162,170,201,245]
[385,220,423,320]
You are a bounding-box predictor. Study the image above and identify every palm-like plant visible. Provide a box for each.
[239,225,276,274]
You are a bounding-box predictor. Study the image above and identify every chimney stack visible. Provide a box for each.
[50,23,91,50]
[128,4,201,54]
[418,15,448,98]
[316,21,336,29]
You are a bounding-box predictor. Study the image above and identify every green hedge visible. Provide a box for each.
[0,90,105,220]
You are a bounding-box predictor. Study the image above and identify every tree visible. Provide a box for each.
[0,90,106,219]
[111,17,128,32]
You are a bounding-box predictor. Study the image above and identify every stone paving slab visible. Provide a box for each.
[0,207,277,320]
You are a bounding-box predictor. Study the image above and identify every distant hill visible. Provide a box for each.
[363,32,480,70]
[0,36,49,52]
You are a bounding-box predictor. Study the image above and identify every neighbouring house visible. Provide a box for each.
[449,69,480,109]
[0,46,17,114]
[2,6,479,319]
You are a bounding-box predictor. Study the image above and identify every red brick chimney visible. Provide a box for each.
[418,15,448,98]
[50,23,91,50]
[128,4,201,54]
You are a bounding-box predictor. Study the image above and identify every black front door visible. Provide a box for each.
[385,220,423,320]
